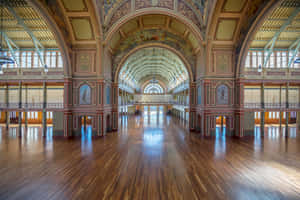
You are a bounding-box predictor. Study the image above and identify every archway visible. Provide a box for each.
[116,45,192,128]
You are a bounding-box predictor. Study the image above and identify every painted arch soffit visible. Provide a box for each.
[98,0,210,35]
[111,29,197,73]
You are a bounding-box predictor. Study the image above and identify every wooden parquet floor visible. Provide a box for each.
[0,115,299,200]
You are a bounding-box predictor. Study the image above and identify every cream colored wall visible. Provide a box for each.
[27,87,43,103]
[47,87,64,103]
[244,86,299,104]
[0,87,5,103]
[244,87,260,103]
[289,88,299,103]
[8,87,18,103]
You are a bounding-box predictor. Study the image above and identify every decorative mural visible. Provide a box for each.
[135,0,152,10]
[109,1,131,28]
[178,0,202,29]
[157,0,174,9]
[135,0,174,10]
[197,86,201,105]
[102,0,205,34]
[106,86,111,104]
[216,54,230,73]
[79,84,91,105]
[77,53,91,72]
[216,84,229,105]
[112,29,195,72]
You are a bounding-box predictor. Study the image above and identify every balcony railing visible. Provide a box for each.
[133,101,176,104]
[244,103,300,109]
[0,103,63,109]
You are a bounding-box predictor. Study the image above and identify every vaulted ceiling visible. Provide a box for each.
[250,0,300,49]
[118,47,189,91]
[1,0,57,49]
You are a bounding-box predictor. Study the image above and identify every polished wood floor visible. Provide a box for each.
[0,114,300,200]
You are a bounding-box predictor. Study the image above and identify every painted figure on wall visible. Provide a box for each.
[217,84,229,105]
[80,84,91,105]
[197,86,201,105]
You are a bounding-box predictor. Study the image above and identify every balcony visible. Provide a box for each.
[0,103,63,109]
[244,103,300,109]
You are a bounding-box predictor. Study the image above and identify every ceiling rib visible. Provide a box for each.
[263,7,300,67]
[288,37,300,67]
[6,6,46,68]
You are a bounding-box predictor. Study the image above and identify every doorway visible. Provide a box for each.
[216,116,226,137]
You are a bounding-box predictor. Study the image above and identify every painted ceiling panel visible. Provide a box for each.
[70,18,94,40]
[170,19,186,35]
[122,20,139,34]
[143,15,166,27]
[215,19,237,40]
[222,0,246,12]
[61,0,87,11]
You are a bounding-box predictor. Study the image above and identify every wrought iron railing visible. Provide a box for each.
[244,103,300,109]
[0,103,63,109]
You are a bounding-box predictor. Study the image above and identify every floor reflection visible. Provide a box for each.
[254,125,297,138]
[214,125,226,157]
[81,125,93,155]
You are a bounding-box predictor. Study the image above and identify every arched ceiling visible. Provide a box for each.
[109,14,201,72]
[1,0,57,49]
[144,83,164,94]
[250,0,300,49]
[98,0,212,35]
[118,47,189,91]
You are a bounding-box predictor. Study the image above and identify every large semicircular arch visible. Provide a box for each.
[104,8,203,46]
[115,43,194,84]
[26,0,72,77]
[236,0,283,76]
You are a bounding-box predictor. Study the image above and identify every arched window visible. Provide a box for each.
[216,84,229,105]
[144,83,164,94]
[79,84,91,105]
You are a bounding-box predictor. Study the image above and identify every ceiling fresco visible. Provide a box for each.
[99,0,210,35]
[109,14,199,74]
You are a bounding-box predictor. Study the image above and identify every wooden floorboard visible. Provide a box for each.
[0,115,300,200]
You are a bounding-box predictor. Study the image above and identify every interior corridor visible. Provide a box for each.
[0,109,299,200]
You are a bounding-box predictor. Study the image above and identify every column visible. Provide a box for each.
[63,78,73,137]
[220,115,224,133]
[285,83,289,137]
[42,82,47,137]
[24,85,28,129]
[285,111,289,137]
[189,82,196,131]
[235,112,244,137]
[279,85,282,133]
[96,113,103,136]
[260,83,265,137]
[112,83,118,131]
[5,84,9,130]
[18,82,22,137]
